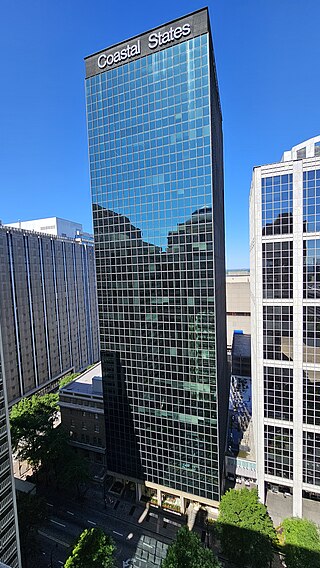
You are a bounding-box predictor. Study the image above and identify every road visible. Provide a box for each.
[36,494,181,567]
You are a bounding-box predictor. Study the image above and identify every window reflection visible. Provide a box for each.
[261,174,293,235]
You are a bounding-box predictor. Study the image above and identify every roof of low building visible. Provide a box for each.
[60,362,102,397]
[232,333,251,359]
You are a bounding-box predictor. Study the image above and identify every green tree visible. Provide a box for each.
[17,492,48,567]
[59,372,80,389]
[216,488,276,567]
[10,394,59,473]
[64,528,115,568]
[282,517,320,568]
[58,447,90,499]
[162,525,220,568]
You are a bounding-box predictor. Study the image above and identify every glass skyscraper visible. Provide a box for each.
[85,8,227,508]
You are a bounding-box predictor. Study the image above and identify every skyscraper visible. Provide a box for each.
[0,332,21,568]
[0,225,99,404]
[250,135,320,517]
[85,8,227,509]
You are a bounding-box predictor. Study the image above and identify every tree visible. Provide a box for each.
[10,393,59,473]
[216,488,276,567]
[17,492,48,567]
[59,372,81,389]
[282,517,320,568]
[64,528,115,568]
[162,525,220,568]
[58,448,90,499]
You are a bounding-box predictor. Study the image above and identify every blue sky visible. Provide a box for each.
[1,0,319,268]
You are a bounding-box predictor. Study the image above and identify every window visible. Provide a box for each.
[303,170,320,232]
[261,174,293,236]
[297,147,306,160]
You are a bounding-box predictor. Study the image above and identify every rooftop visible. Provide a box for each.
[60,362,102,397]
[232,333,251,359]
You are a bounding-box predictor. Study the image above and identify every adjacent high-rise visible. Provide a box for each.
[0,224,99,404]
[251,135,320,517]
[85,8,227,509]
[0,335,21,567]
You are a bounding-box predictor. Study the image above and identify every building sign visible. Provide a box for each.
[85,9,208,78]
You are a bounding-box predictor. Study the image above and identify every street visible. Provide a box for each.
[35,492,180,567]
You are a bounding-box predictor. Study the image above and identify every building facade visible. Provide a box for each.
[0,225,99,404]
[226,270,251,350]
[6,216,94,245]
[250,136,320,517]
[0,329,21,567]
[85,8,228,509]
[59,363,106,469]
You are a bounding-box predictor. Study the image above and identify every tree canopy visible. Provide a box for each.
[64,528,115,568]
[162,525,220,568]
[17,492,48,567]
[59,372,81,389]
[282,517,320,568]
[10,393,59,470]
[10,393,89,494]
[216,488,276,567]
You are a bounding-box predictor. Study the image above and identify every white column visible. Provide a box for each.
[251,168,265,503]
[180,495,186,514]
[157,488,162,507]
[292,161,303,517]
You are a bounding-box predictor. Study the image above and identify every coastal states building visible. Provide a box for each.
[251,136,320,518]
[85,8,228,512]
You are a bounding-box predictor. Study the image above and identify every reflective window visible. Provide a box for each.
[264,425,293,479]
[263,306,293,361]
[297,147,306,160]
[303,431,320,486]
[303,369,320,426]
[303,239,320,298]
[261,174,293,235]
[303,306,320,365]
[303,170,320,232]
[264,366,293,421]
[262,241,293,299]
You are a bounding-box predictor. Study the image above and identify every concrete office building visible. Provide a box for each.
[226,270,251,350]
[6,216,94,245]
[0,337,21,567]
[0,224,99,404]
[250,136,320,518]
[85,8,228,511]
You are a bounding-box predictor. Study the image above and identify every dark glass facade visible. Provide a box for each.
[85,9,227,502]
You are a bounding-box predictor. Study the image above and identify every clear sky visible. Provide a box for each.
[1,0,319,268]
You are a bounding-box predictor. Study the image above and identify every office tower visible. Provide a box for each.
[250,135,320,517]
[226,270,251,350]
[0,333,21,567]
[0,225,99,405]
[85,8,227,509]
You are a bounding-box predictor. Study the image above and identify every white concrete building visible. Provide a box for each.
[250,136,320,518]
[226,270,251,349]
[6,217,82,239]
